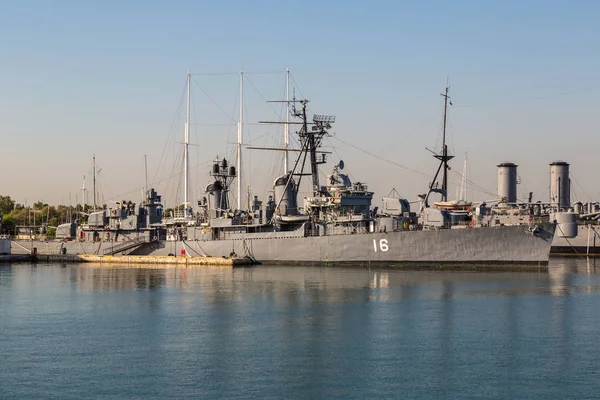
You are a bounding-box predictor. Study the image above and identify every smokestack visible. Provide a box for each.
[549,161,570,210]
[497,162,518,204]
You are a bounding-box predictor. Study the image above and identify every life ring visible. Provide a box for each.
[330,197,335,203]
[153,236,158,241]
[469,219,476,227]
[111,210,116,215]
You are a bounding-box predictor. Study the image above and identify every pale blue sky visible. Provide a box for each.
[1,1,599,207]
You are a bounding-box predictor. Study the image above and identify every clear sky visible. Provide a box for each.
[1,0,599,208]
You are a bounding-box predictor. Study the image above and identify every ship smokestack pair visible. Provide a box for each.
[496,161,570,209]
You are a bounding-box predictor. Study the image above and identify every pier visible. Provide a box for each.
[0,254,255,267]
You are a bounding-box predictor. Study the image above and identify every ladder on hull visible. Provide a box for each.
[103,237,149,255]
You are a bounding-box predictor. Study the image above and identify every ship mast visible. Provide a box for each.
[93,155,96,210]
[184,69,191,214]
[144,154,148,195]
[81,174,86,208]
[284,67,289,174]
[293,100,333,197]
[425,85,454,205]
[440,85,451,201]
[237,69,243,210]
[460,152,467,201]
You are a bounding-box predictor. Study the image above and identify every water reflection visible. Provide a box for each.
[11,257,599,302]
[68,264,167,291]
[2,259,600,399]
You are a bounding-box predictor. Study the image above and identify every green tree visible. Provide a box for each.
[33,201,47,210]
[45,227,56,239]
[1,215,16,235]
[48,217,59,228]
[0,195,15,215]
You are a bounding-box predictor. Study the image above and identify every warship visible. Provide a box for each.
[7,78,556,266]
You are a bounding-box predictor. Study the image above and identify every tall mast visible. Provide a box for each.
[93,155,96,210]
[424,85,454,206]
[144,154,148,195]
[297,101,333,197]
[81,174,86,208]
[441,86,450,201]
[460,152,467,201]
[301,101,319,195]
[184,69,191,213]
[284,67,289,174]
[237,69,243,210]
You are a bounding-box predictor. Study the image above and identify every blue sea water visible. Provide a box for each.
[1,259,599,399]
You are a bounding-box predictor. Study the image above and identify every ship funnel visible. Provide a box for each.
[273,173,299,216]
[205,181,226,218]
[497,162,518,204]
[550,161,570,210]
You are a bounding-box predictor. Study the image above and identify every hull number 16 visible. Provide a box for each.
[373,239,389,252]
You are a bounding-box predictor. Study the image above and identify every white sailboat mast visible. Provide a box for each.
[184,69,191,213]
[284,67,289,174]
[460,152,468,201]
[93,155,96,210]
[81,174,86,207]
[237,69,243,210]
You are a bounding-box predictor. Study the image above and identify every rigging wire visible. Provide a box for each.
[331,133,496,198]
[115,158,216,209]
[244,74,284,120]
[190,76,237,124]
[448,169,497,198]
[325,137,356,183]
[151,78,187,185]
[192,85,200,205]
[570,173,593,202]
[191,70,284,76]
[330,136,431,178]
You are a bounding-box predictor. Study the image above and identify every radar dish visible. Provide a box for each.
[338,160,344,170]
[313,114,336,123]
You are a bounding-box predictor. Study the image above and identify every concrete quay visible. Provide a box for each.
[0,254,255,267]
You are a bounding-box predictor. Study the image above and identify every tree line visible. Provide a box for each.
[0,194,181,237]
[0,194,100,236]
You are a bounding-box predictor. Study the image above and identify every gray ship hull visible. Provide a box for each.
[11,224,555,266]
[140,223,555,266]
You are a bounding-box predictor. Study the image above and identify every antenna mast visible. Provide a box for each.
[294,100,334,197]
[284,67,290,174]
[93,155,96,210]
[460,152,467,201]
[424,85,455,205]
[237,69,243,210]
[184,69,191,214]
[440,85,451,201]
[144,155,148,195]
[81,174,86,208]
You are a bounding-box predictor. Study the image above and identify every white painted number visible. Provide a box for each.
[372,239,389,252]
[380,239,389,252]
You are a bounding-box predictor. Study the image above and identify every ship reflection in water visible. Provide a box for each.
[60,257,600,299]
[1,258,600,399]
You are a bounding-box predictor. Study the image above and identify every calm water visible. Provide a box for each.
[1,259,600,399]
